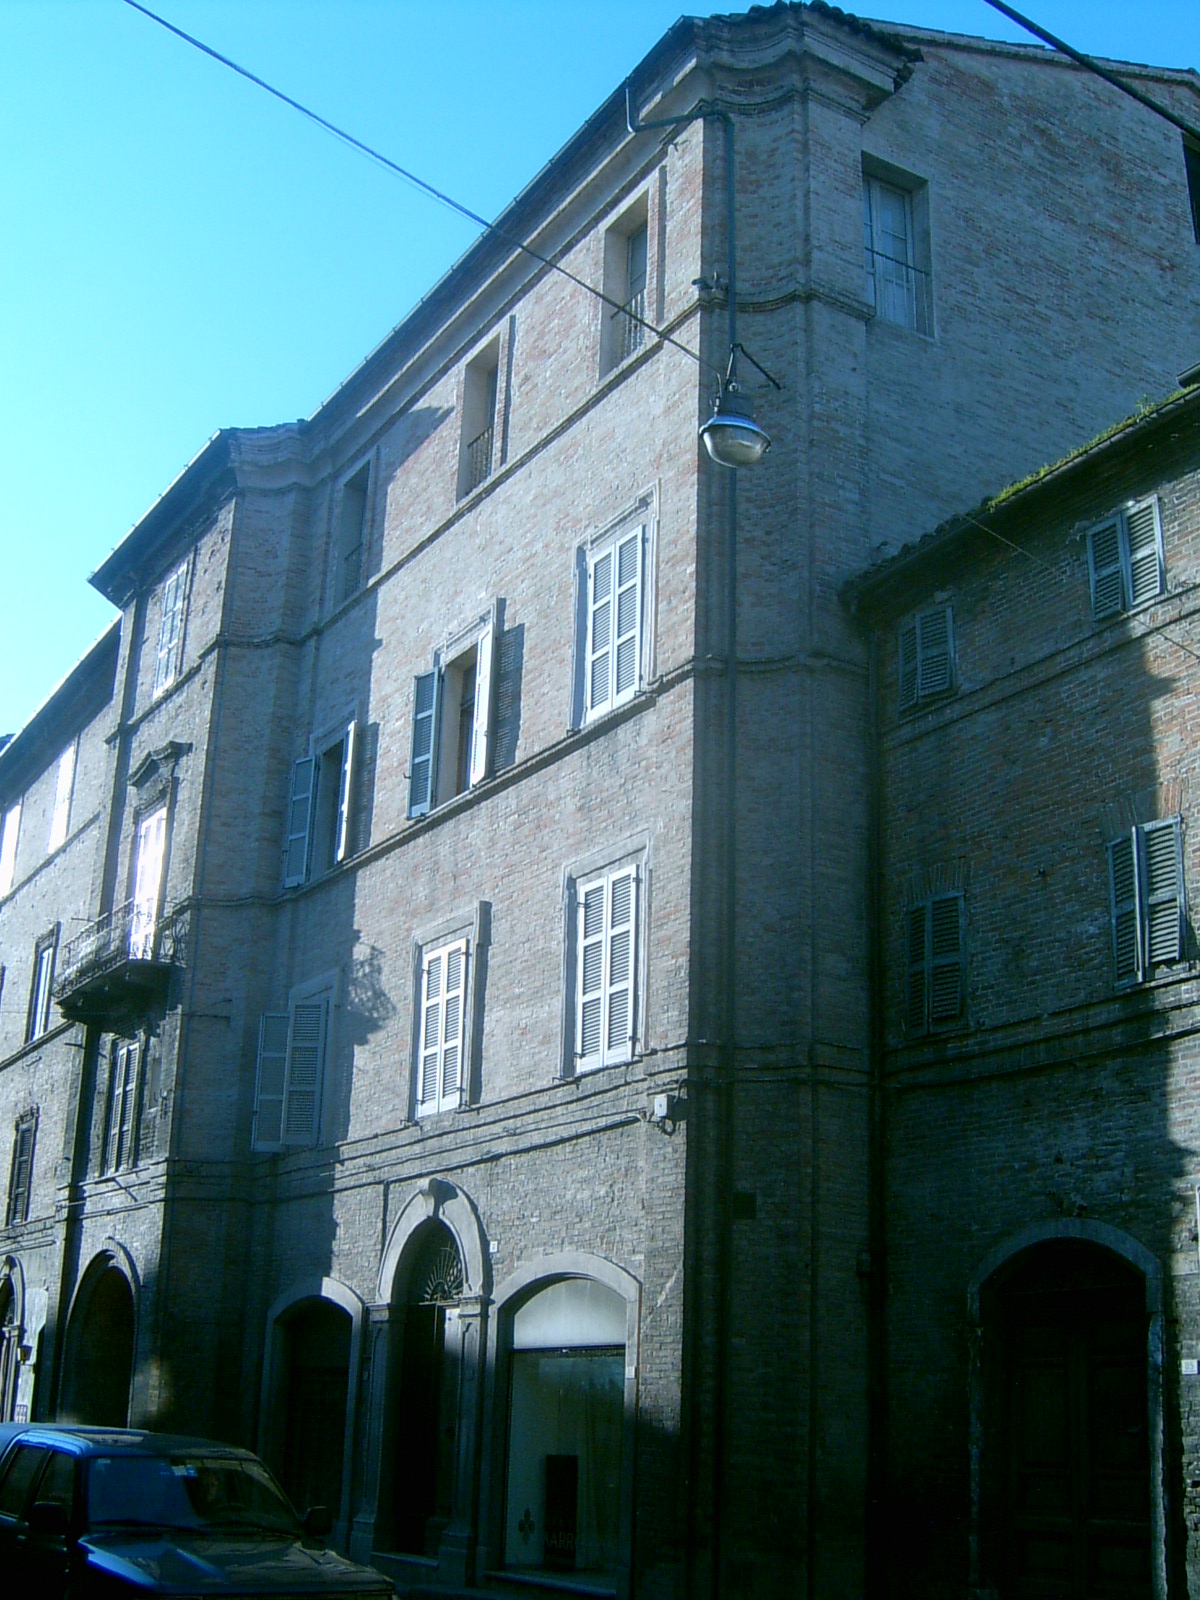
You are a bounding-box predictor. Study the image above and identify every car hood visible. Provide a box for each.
[81,1530,393,1595]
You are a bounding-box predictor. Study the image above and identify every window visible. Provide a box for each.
[47,742,76,853]
[1109,817,1185,985]
[600,201,650,376]
[1087,497,1164,619]
[25,933,56,1044]
[898,604,954,712]
[129,806,167,959]
[863,170,932,334]
[153,558,189,697]
[573,864,639,1074]
[334,462,370,604]
[415,938,469,1117]
[283,720,357,885]
[458,343,500,497]
[103,1040,141,1174]
[906,893,964,1034]
[6,1112,36,1227]
[253,983,333,1150]
[408,618,496,817]
[0,804,19,897]
[1184,134,1200,246]
[578,526,645,724]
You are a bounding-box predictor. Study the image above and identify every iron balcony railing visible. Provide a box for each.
[864,249,933,337]
[464,422,494,494]
[611,287,646,365]
[55,899,179,998]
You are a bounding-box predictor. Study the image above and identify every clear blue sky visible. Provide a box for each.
[3,0,1199,738]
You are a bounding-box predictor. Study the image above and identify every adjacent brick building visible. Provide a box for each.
[1,5,1199,1596]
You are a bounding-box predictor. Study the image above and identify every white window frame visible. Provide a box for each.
[570,862,641,1075]
[1087,497,1165,620]
[47,742,77,854]
[407,610,498,818]
[863,168,932,335]
[1109,817,1186,986]
[252,976,335,1151]
[282,718,358,886]
[26,931,57,1044]
[898,604,955,713]
[575,522,650,727]
[905,892,964,1035]
[129,805,167,960]
[153,558,190,698]
[0,804,19,897]
[415,938,469,1117]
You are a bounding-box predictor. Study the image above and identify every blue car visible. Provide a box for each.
[0,1424,394,1598]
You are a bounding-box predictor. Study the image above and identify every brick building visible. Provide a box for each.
[1,5,1199,1597]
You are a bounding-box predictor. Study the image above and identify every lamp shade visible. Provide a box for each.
[699,384,771,468]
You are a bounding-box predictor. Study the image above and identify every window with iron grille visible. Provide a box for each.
[153,558,190,697]
[334,461,371,605]
[1109,817,1186,986]
[863,170,933,335]
[899,605,954,713]
[601,202,650,376]
[252,982,333,1151]
[906,893,964,1035]
[1087,497,1165,619]
[458,344,500,498]
[573,864,639,1074]
[6,1113,36,1227]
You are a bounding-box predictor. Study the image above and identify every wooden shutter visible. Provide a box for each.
[408,670,440,817]
[1109,831,1143,984]
[1089,518,1124,619]
[613,531,643,703]
[334,720,357,864]
[577,880,607,1067]
[469,621,496,788]
[7,1117,35,1226]
[283,757,316,887]
[929,894,964,1023]
[605,869,637,1060]
[898,621,919,713]
[905,902,928,1032]
[917,607,953,699]
[283,998,327,1145]
[1125,499,1164,608]
[253,1014,289,1150]
[1143,817,1184,969]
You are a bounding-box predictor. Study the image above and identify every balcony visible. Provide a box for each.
[54,900,181,1023]
[463,421,494,494]
[610,287,646,366]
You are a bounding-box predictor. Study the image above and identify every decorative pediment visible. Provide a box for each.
[128,742,189,808]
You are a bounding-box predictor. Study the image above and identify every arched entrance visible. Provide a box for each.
[979,1237,1153,1599]
[62,1263,134,1425]
[277,1299,352,1521]
[390,1221,464,1556]
[0,1273,20,1421]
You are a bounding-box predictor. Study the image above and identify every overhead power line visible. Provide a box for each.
[121,0,714,375]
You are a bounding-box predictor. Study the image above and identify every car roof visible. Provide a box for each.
[0,1424,257,1460]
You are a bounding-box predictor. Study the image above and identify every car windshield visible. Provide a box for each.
[85,1453,300,1535]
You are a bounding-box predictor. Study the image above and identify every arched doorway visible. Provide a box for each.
[0,1274,19,1421]
[982,1239,1151,1599]
[391,1221,464,1556]
[277,1299,352,1521]
[63,1263,134,1426]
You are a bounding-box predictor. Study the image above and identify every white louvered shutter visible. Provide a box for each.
[1109,832,1143,984]
[418,941,468,1114]
[1125,500,1164,608]
[253,1014,289,1150]
[1089,518,1124,619]
[440,941,467,1104]
[334,720,357,864]
[154,560,188,695]
[283,999,327,1145]
[408,670,440,817]
[613,531,642,705]
[469,621,496,788]
[906,902,928,1032]
[577,881,606,1068]
[898,622,919,713]
[917,607,953,700]
[606,869,637,1060]
[1143,817,1184,969]
[929,894,963,1023]
[588,547,615,716]
[283,758,316,886]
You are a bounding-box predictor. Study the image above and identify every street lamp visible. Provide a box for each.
[699,345,776,469]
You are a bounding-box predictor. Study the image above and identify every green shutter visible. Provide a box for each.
[283,999,327,1145]
[1089,518,1124,619]
[905,902,928,1032]
[253,1014,289,1150]
[898,621,919,713]
[1109,832,1143,984]
[1125,499,1164,608]
[283,757,316,887]
[917,607,953,699]
[929,894,963,1022]
[408,670,440,817]
[1143,817,1184,969]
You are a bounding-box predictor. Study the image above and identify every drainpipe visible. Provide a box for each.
[864,629,888,1595]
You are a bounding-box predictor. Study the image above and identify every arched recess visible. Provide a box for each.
[258,1277,364,1550]
[60,1246,139,1427]
[967,1219,1166,1600]
[481,1253,640,1599]
[376,1178,490,1306]
[0,1257,25,1421]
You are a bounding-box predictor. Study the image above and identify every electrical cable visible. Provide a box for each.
[120,0,718,376]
